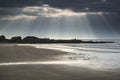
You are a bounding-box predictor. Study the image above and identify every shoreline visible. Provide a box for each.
[0,45,120,80]
[0,45,67,63]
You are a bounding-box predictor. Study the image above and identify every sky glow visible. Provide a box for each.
[0,0,120,39]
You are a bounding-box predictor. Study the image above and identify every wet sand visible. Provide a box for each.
[0,45,66,62]
[0,45,120,80]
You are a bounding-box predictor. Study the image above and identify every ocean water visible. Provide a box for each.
[18,41,120,71]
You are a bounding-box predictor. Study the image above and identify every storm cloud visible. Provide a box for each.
[0,0,119,20]
[0,0,120,39]
[0,0,120,17]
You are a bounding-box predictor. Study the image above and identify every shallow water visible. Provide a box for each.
[17,42,120,71]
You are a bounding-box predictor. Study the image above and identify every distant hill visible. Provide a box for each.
[0,35,114,44]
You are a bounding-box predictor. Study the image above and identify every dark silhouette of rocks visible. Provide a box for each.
[0,35,114,44]
[23,36,40,43]
[0,35,6,43]
[11,36,22,43]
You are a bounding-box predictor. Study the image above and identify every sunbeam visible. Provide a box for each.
[0,4,120,39]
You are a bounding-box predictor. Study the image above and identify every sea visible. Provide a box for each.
[17,39,120,71]
[1,39,120,71]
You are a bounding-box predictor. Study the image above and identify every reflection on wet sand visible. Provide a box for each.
[0,45,120,80]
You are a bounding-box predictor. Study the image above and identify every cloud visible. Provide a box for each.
[0,0,119,20]
[0,4,110,20]
[22,4,87,17]
[0,0,42,8]
[0,0,120,12]
[1,15,37,20]
[0,0,120,38]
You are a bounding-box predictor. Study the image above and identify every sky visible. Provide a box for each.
[0,0,120,39]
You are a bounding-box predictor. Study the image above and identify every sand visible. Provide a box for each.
[0,45,66,62]
[0,45,120,80]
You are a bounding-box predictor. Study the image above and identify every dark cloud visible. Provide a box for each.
[0,0,42,8]
[0,0,119,20]
[0,0,120,39]
[0,8,21,17]
[0,0,119,25]
[0,0,120,12]
[42,0,120,13]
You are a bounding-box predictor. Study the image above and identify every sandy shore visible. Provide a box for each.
[0,45,120,80]
[0,45,66,62]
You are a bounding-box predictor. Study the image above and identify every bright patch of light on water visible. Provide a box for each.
[17,43,120,70]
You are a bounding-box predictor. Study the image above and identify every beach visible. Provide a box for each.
[0,45,120,80]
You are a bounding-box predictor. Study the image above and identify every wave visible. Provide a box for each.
[17,43,120,70]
